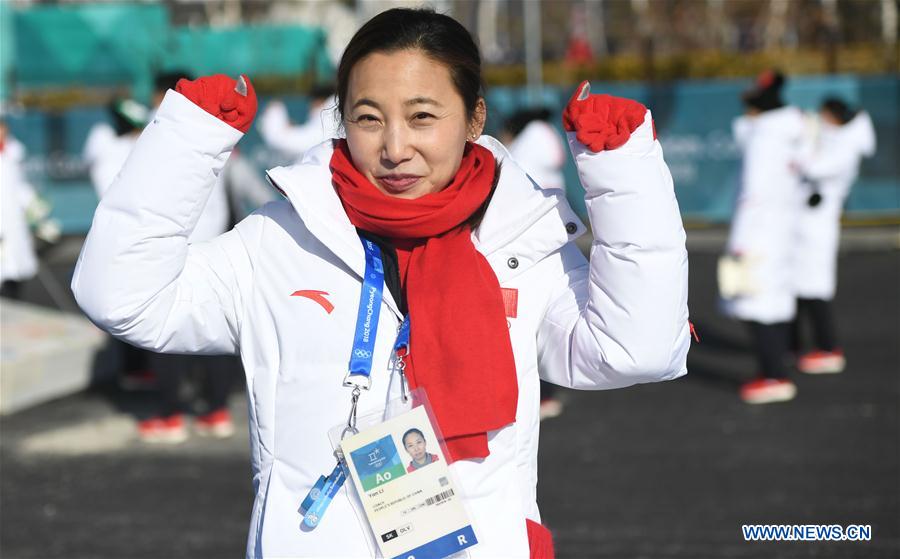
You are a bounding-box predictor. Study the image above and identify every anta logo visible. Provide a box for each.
[290,290,334,314]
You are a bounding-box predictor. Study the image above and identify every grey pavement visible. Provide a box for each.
[1,239,898,559]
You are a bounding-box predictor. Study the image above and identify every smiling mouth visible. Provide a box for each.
[376,175,422,192]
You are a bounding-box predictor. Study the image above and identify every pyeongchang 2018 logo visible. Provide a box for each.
[362,285,377,343]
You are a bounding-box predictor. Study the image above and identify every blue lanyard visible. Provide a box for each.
[394,315,410,354]
[301,462,346,529]
[347,238,385,385]
[303,237,412,532]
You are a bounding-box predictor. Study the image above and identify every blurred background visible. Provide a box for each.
[1,1,898,558]
[1,0,898,228]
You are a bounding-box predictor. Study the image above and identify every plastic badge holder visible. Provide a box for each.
[328,388,477,559]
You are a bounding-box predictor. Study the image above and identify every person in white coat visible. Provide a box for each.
[257,84,341,163]
[721,70,806,405]
[0,121,39,298]
[501,108,567,191]
[791,98,876,374]
[83,99,148,199]
[72,9,689,558]
[501,108,569,420]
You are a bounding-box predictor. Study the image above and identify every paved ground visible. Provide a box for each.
[1,236,898,558]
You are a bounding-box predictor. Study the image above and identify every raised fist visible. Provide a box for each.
[176,74,257,133]
[562,81,648,152]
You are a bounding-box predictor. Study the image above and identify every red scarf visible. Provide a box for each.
[330,140,518,462]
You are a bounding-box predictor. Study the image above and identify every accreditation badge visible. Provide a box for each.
[330,389,478,559]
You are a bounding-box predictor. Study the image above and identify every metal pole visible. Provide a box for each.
[523,0,542,106]
[881,0,897,71]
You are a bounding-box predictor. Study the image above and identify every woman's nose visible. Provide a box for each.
[381,124,413,165]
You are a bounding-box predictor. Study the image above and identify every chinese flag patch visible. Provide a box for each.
[501,288,518,318]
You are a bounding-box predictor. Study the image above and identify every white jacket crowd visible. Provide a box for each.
[723,107,876,322]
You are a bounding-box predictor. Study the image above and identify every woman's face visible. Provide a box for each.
[404,432,427,462]
[819,109,842,127]
[343,49,485,199]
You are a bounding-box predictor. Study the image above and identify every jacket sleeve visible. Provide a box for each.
[71,90,253,355]
[536,111,690,389]
[797,143,859,182]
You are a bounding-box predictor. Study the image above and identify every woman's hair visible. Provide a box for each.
[336,8,485,122]
[742,69,785,112]
[821,97,857,125]
[402,428,425,446]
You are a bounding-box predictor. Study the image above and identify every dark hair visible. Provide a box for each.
[336,8,484,122]
[309,83,336,102]
[742,69,785,112]
[154,70,192,94]
[821,97,857,125]
[402,428,425,446]
[503,108,553,138]
[109,98,148,136]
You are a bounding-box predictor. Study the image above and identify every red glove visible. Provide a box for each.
[562,81,648,152]
[175,74,257,133]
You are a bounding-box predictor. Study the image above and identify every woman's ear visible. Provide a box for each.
[469,98,487,140]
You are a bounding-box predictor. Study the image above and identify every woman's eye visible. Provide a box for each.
[413,113,435,121]
[350,114,380,126]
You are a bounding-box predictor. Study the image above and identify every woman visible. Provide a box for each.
[258,84,341,163]
[721,70,806,404]
[402,428,439,472]
[792,98,876,374]
[72,8,689,558]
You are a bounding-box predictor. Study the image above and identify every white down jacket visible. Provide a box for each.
[723,106,807,324]
[72,90,690,558]
[793,111,876,299]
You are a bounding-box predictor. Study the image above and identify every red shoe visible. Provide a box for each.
[740,378,797,404]
[138,414,188,444]
[195,408,235,439]
[797,350,845,374]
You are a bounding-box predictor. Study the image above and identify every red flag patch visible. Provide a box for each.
[501,288,518,318]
